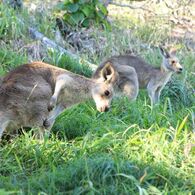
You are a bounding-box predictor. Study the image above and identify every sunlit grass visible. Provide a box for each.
[0,2,195,194]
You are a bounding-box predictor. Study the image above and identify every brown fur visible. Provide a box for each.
[0,62,118,139]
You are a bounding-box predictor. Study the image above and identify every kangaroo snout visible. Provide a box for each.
[177,67,183,73]
[104,106,109,112]
[97,105,110,112]
[176,64,183,73]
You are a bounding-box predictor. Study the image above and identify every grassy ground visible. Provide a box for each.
[0,2,195,194]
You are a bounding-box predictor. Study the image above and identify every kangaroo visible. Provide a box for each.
[97,47,183,105]
[0,61,118,139]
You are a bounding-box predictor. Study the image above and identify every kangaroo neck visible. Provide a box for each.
[160,64,173,75]
[159,65,173,85]
[60,77,93,107]
[75,79,93,102]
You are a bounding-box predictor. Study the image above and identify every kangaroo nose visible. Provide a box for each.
[178,67,183,73]
[104,107,109,112]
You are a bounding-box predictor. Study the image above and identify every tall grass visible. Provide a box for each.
[0,2,194,194]
[0,48,27,75]
[0,4,28,40]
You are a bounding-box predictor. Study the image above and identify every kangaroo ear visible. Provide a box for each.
[159,47,170,58]
[101,62,117,83]
[169,48,177,56]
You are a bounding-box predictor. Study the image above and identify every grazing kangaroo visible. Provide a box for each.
[97,47,183,105]
[0,61,118,139]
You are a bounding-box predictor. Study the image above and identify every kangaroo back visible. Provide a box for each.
[103,55,157,88]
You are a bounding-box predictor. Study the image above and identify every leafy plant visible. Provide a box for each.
[56,0,110,29]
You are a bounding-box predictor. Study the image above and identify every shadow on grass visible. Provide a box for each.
[0,153,194,194]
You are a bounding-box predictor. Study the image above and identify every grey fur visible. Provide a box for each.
[94,47,182,105]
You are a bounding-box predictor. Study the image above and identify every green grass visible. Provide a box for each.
[0,98,194,194]
[0,2,195,195]
[0,48,28,75]
[0,4,28,40]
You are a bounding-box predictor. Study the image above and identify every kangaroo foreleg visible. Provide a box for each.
[0,119,10,140]
[0,128,3,140]
[154,87,162,104]
[147,83,156,106]
[48,74,72,111]
[46,104,65,128]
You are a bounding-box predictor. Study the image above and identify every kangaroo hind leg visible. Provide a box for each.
[120,80,139,101]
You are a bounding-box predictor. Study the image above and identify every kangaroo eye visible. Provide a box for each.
[104,90,110,96]
[172,60,176,64]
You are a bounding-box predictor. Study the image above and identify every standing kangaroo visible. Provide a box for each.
[97,47,183,105]
[0,61,118,139]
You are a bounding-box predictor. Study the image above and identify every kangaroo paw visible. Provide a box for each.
[48,96,57,111]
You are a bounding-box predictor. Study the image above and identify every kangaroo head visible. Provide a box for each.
[160,47,183,73]
[92,62,118,112]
